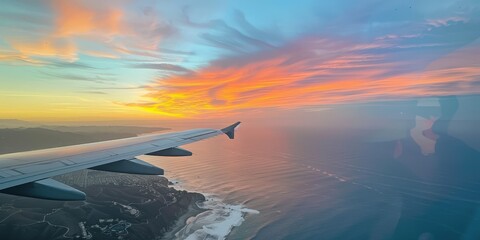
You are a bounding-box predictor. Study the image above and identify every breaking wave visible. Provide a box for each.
[170,180,259,240]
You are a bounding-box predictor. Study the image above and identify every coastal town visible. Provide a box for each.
[0,170,204,239]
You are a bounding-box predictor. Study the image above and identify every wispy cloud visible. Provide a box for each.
[77,90,108,95]
[52,0,125,37]
[182,8,278,55]
[10,38,77,61]
[40,71,114,83]
[426,16,468,28]
[122,35,480,117]
[1,0,178,65]
[130,63,192,73]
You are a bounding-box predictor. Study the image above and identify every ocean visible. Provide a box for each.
[142,123,480,240]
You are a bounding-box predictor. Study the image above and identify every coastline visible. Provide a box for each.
[162,179,259,240]
[162,198,207,240]
[0,171,211,240]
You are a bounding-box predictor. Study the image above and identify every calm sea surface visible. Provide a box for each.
[143,124,480,240]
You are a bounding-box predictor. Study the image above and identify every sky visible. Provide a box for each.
[0,0,479,122]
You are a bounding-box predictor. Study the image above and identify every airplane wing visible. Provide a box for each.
[0,122,241,201]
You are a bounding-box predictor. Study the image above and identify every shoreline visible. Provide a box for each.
[160,179,260,240]
[162,199,207,240]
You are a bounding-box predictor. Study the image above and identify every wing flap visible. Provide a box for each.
[146,147,192,157]
[90,158,164,175]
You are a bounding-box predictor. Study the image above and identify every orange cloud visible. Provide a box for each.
[125,38,480,118]
[5,1,126,62]
[52,0,125,37]
[83,50,119,59]
[2,1,172,63]
[10,38,77,61]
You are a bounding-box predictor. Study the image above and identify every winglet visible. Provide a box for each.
[221,121,241,139]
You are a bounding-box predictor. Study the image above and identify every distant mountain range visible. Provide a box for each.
[0,119,170,154]
[0,119,37,128]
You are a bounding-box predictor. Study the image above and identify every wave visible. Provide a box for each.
[169,179,259,240]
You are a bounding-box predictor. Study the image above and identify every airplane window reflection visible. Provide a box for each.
[373,95,480,240]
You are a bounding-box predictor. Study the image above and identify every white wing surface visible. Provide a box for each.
[0,122,241,200]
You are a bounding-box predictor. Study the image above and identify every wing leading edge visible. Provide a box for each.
[0,122,241,201]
